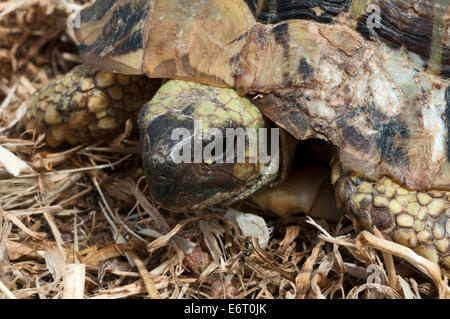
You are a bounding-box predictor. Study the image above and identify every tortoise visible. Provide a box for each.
[23,0,450,275]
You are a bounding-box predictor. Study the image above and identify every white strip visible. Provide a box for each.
[0,145,32,176]
[422,88,446,164]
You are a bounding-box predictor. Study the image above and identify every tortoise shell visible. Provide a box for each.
[75,0,450,191]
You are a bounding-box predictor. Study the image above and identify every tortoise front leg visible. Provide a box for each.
[24,65,159,147]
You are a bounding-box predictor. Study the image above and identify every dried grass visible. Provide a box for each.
[0,0,448,299]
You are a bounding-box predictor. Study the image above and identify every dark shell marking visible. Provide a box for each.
[245,0,449,79]
[244,0,352,23]
[79,0,115,23]
[76,0,151,74]
[354,0,449,78]
[78,0,149,54]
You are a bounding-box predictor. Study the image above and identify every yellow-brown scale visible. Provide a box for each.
[139,80,264,130]
[332,162,450,274]
[24,65,160,147]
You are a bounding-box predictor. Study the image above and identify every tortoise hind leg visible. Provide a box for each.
[332,161,450,275]
[24,65,159,147]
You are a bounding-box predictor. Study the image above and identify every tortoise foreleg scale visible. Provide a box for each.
[23,65,159,147]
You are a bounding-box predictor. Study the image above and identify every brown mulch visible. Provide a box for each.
[0,0,448,299]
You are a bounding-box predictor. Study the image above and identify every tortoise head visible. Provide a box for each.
[137,80,283,211]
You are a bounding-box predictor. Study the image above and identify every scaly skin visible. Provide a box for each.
[333,162,450,274]
[23,65,159,147]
